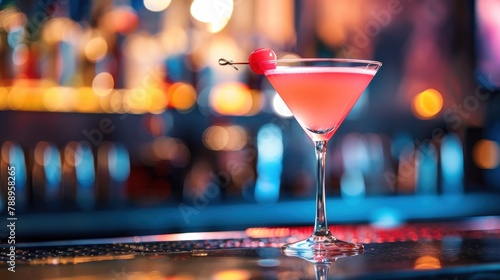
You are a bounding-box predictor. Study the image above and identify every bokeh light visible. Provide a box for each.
[0,87,8,110]
[148,89,168,114]
[209,83,252,116]
[212,269,251,280]
[77,87,101,112]
[168,82,197,112]
[103,6,138,34]
[110,90,126,113]
[414,256,441,270]
[92,72,114,97]
[84,36,108,62]
[0,8,26,33]
[8,82,28,110]
[412,89,443,119]
[203,126,228,151]
[159,27,188,54]
[190,0,233,33]
[42,17,72,44]
[43,87,65,112]
[152,137,191,167]
[473,139,500,169]
[203,125,248,151]
[144,0,172,12]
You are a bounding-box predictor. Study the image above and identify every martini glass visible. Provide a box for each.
[262,58,381,260]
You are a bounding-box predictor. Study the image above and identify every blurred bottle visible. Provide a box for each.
[389,133,416,194]
[396,145,417,194]
[75,142,95,210]
[61,141,101,210]
[340,133,394,198]
[415,142,438,195]
[96,141,129,207]
[62,142,78,209]
[32,142,62,209]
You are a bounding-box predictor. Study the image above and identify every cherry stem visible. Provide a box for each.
[218,58,249,70]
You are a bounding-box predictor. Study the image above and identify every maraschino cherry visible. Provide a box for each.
[248,48,277,74]
[218,48,276,74]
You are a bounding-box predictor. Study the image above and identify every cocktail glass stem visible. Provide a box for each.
[314,140,330,237]
[314,262,330,280]
[281,137,363,259]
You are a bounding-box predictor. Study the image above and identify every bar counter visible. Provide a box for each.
[2,216,500,279]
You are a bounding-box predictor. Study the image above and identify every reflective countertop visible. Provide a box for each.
[2,217,500,279]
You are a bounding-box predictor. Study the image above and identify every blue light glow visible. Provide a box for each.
[7,28,24,48]
[75,144,95,188]
[9,144,28,210]
[255,124,283,203]
[391,132,414,160]
[416,143,437,194]
[440,134,464,194]
[341,169,366,198]
[76,143,95,210]
[370,208,403,228]
[108,143,130,182]
[44,144,62,201]
[341,133,369,173]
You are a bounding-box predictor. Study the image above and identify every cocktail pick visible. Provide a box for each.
[217,58,249,71]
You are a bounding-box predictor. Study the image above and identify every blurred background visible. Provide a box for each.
[1,0,500,241]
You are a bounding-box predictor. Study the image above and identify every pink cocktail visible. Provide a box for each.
[263,58,381,261]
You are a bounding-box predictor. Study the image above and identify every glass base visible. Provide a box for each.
[282,233,363,263]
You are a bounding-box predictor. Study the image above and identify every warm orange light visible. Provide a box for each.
[209,83,252,115]
[43,87,64,112]
[77,87,101,112]
[148,89,168,114]
[124,88,167,114]
[125,89,147,114]
[169,82,197,112]
[85,36,108,62]
[412,89,443,119]
[414,256,441,270]
[8,85,28,110]
[110,90,126,113]
[0,87,9,110]
[212,269,251,280]
[473,139,500,169]
[164,274,195,280]
[247,89,264,116]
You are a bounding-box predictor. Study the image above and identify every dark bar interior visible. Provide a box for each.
[1,0,500,279]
